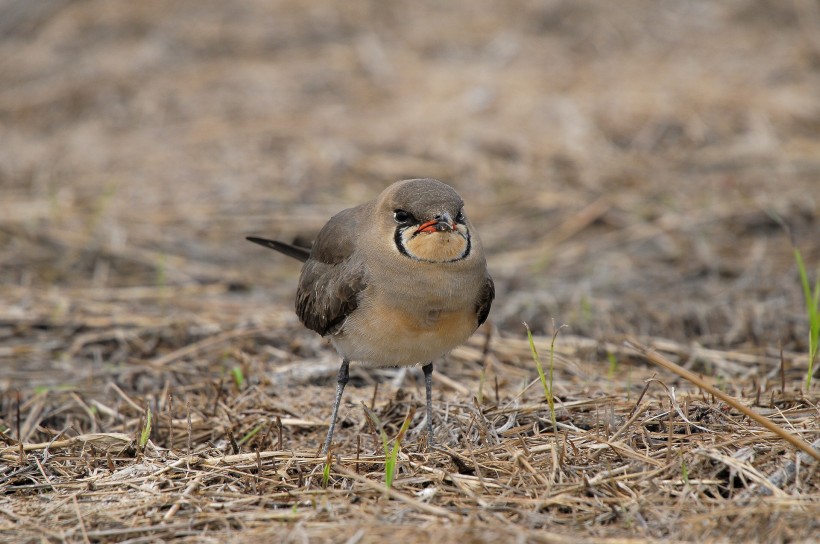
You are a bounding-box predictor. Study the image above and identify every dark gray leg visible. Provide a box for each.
[422,362,434,445]
[322,358,350,455]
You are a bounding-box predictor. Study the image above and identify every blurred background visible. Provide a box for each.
[2,0,819,385]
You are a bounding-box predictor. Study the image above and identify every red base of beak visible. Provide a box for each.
[416,220,456,234]
[416,220,440,233]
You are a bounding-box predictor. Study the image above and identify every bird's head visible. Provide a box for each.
[375,178,472,263]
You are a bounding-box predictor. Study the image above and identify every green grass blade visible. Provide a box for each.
[362,403,415,489]
[794,247,819,388]
[139,407,152,449]
[361,403,392,487]
[525,324,551,401]
[238,421,265,446]
[321,457,331,488]
[231,366,245,389]
[525,323,557,433]
[794,247,813,317]
[607,352,618,380]
[547,323,565,433]
[385,407,415,489]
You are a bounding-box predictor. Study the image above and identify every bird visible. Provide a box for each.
[247,178,494,453]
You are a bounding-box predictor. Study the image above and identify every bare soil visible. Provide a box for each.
[1,1,819,542]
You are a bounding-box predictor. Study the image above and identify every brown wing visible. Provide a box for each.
[295,206,368,336]
[476,273,494,327]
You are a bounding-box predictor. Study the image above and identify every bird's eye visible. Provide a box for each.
[393,209,412,223]
[455,209,465,222]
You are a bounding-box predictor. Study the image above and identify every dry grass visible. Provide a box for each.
[2,0,820,542]
[2,316,818,542]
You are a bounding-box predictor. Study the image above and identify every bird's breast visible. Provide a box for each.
[330,291,479,367]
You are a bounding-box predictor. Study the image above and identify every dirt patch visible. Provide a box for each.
[1,1,819,542]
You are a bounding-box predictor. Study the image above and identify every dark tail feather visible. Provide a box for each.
[246,236,311,263]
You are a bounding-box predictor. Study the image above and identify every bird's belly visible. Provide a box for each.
[330,302,478,367]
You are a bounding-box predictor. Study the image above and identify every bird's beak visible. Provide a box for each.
[416,211,455,234]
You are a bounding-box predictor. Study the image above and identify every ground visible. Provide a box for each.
[1,1,819,542]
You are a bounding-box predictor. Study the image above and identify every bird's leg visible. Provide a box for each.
[322,358,350,455]
[422,362,434,446]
